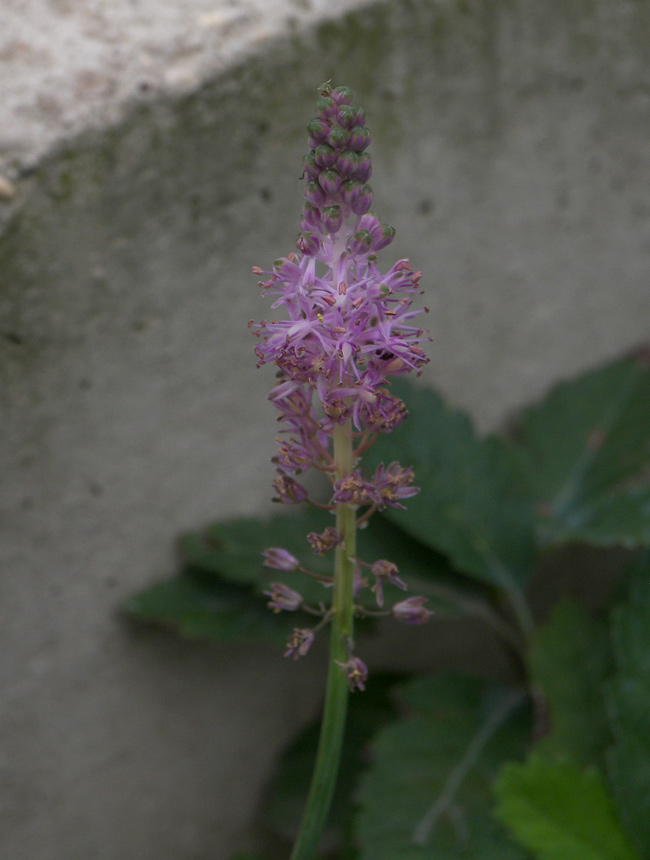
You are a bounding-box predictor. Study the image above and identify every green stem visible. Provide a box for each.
[289,421,356,860]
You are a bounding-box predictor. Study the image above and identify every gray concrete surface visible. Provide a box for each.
[1,0,650,857]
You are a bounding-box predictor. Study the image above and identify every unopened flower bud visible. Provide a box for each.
[322,205,343,234]
[392,596,433,625]
[301,202,321,229]
[302,153,319,181]
[331,85,353,106]
[348,126,371,152]
[314,143,338,168]
[348,229,373,256]
[352,152,372,183]
[352,106,367,127]
[336,105,358,129]
[327,124,351,148]
[296,232,320,256]
[306,117,329,144]
[315,95,337,118]
[336,150,360,177]
[304,180,326,207]
[370,223,396,252]
[340,178,363,208]
[318,169,343,196]
[352,184,373,216]
[263,547,300,572]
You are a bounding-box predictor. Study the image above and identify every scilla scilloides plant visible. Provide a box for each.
[249,82,431,859]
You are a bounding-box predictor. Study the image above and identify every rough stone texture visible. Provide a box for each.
[1,0,650,858]
[0,0,379,171]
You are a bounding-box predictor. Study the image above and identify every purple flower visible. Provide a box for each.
[332,470,379,507]
[253,87,430,453]
[370,559,407,607]
[355,389,408,434]
[262,548,300,572]
[307,527,340,555]
[272,474,309,505]
[336,656,369,691]
[264,583,303,612]
[353,568,369,596]
[284,628,315,659]
[373,462,420,510]
[254,84,432,676]
[392,596,433,625]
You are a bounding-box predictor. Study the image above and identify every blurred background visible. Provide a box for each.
[1,0,649,857]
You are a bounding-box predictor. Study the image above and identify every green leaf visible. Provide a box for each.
[183,504,495,617]
[359,514,501,616]
[562,487,650,547]
[127,507,480,644]
[494,756,638,860]
[124,573,298,643]
[180,507,468,608]
[354,675,530,859]
[264,673,402,847]
[366,379,536,607]
[528,600,613,768]
[605,553,650,854]
[179,507,333,603]
[515,353,650,548]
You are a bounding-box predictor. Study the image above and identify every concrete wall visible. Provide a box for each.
[1,0,649,857]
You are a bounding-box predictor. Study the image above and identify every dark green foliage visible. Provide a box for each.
[178,507,331,590]
[354,676,530,860]
[126,352,650,859]
[513,353,650,548]
[527,600,613,768]
[126,507,486,643]
[365,380,536,596]
[125,574,298,643]
[605,554,650,855]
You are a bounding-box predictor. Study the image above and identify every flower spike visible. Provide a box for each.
[252,85,430,860]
